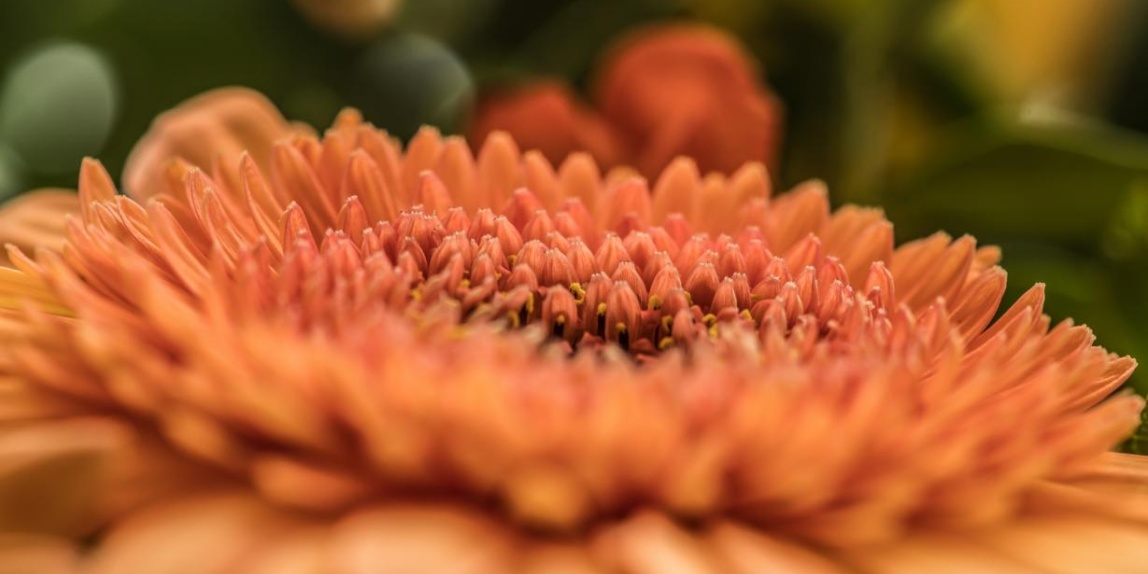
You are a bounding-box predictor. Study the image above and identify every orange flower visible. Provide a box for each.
[1,88,1148,572]
[469,82,628,171]
[469,24,783,179]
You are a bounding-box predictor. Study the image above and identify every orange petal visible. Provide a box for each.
[840,531,1045,574]
[0,534,80,574]
[593,512,729,573]
[469,82,628,171]
[515,543,608,574]
[0,418,127,537]
[330,504,516,574]
[968,515,1148,574]
[708,522,849,574]
[242,527,329,574]
[86,492,306,574]
[123,88,296,200]
[0,189,80,264]
[594,24,783,176]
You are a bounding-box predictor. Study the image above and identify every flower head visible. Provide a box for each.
[1,89,1147,572]
[469,24,783,179]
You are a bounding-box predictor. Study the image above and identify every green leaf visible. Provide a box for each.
[885,115,1148,248]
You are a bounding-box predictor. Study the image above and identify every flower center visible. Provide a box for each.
[268,191,896,361]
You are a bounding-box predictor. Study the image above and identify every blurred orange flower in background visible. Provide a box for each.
[468,82,628,171]
[1,88,1148,572]
[469,24,784,180]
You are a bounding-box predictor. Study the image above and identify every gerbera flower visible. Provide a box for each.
[1,88,1147,573]
[469,24,783,179]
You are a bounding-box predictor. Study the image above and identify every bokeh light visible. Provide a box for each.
[0,42,117,176]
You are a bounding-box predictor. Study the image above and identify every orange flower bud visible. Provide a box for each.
[595,24,783,177]
[469,83,627,169]
[469,25,783,179]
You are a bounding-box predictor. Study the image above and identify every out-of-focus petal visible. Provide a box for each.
[468,83,628,170]
[0,534,80,574]
[122,88,297,200]
[632,93,780,179]
[469,25,782,179]
[591,512,730,572]
[707,522,850,574]
[0,189,79,264]
[331,504,517,574]
[0,418,126,537]
[85,491,309,574]
[594,24,783,176]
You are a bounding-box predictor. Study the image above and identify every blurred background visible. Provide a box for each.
[1,0,1147,448]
